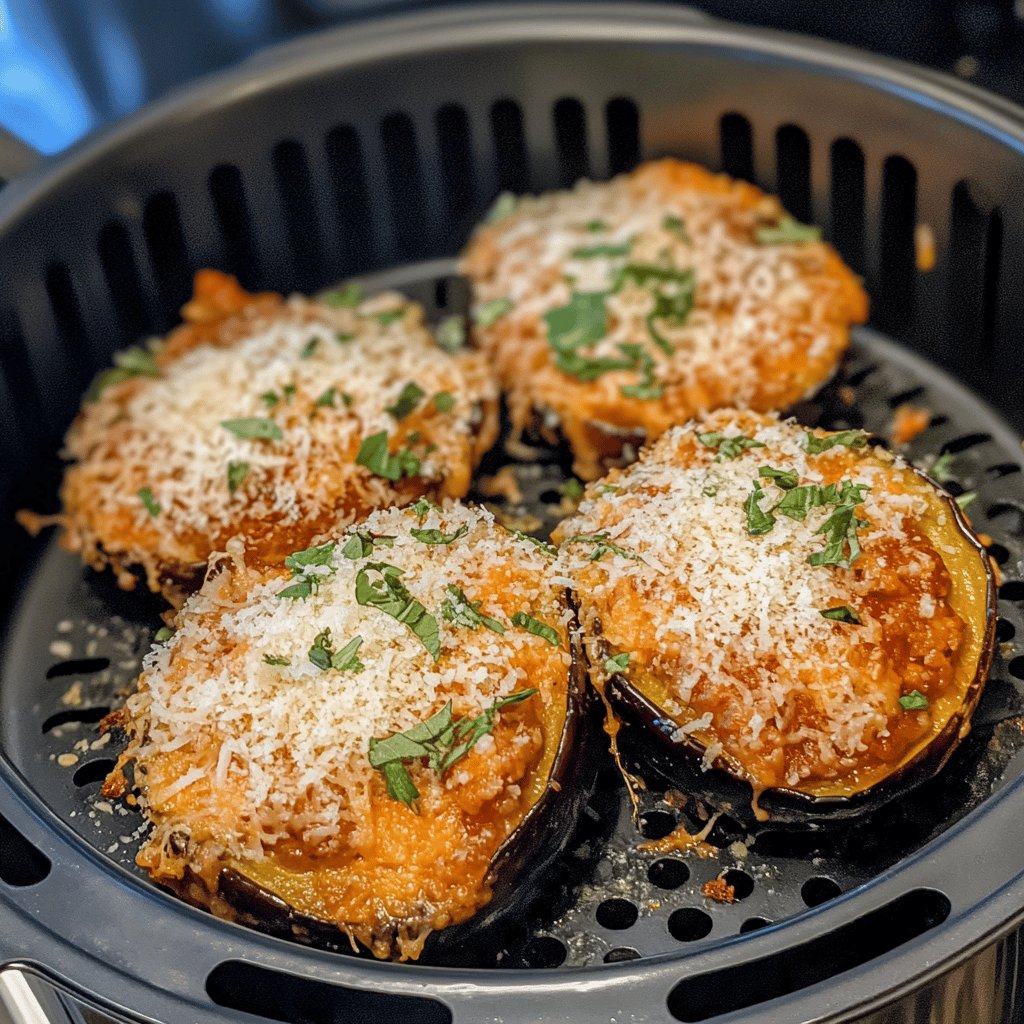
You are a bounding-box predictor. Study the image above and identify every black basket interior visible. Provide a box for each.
[0,7,1023,1024]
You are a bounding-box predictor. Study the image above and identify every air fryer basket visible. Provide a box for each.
[1,5,1023,1023]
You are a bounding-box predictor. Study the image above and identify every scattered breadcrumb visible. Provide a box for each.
[703,877,737,903]
[891,404,931,445]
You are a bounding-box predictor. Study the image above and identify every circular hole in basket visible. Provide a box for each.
[987,543,1011,566]
[596,898,639,930]
[72,758,117,788]
[648,858,689,890]
[668,908,713,942]
[801,876,842,908]
[521,936,567,968]
[639,810,676,840]
[1009,656,1024,681]
[1000,580,1024,602]
[722,869,755,900]
[604,946,640,963]
[996,619,1017,643]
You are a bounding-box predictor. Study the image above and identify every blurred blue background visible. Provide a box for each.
[1,0,1021,158]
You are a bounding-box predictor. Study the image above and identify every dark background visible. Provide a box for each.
[1,0,1022,157]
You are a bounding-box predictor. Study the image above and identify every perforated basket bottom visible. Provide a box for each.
[2,260,1023,970]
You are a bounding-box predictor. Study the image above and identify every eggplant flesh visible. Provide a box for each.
[601,470,997,827]
[201,610,598,962]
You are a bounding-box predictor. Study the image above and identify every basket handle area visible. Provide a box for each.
[0,129,39,189]
[0,969,80,1024]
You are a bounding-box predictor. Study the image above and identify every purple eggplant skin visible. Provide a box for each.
[214,593,601,963]
[601,484,997,829]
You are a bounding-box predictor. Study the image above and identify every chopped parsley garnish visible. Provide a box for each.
[604,652,631,673]
[85,346,162,402]
[615,264,696,355]
[263,654,290,666]
[221,417,283,442]
[804,429,869,454]
[743,480,775,536]
[955,491,977,511]
[560,478,584,501]
[261,391,279,409]
[355,562,440,659]
[284,540,335,574]
[154,626,174,643]
[808,501,870,568]
[314,387,339,408]
[929,452,956,483]
[662,214,690,240]
[474,297,513,327]
[323,282,362,308]
[567,532,639,562]
[435,316,466,353]
[334,331,355,345]
[544,291,610,373]
[899,690,929,711]
[356,432,422,481]
[820,606,862,625]
[508,528,558,557]
[411,523,469,545]
[412,497,439,518]
[698,432,766,461]
[599,484,620,495]
[368,690,537,809]
[137,487,160,517]
[282,383,296,403]
[433,391,455,413]
[585,219,609,232]
[300,337,320,359]
[307,628,364,673]
[755,216,822,245]
[386,382,425,421]
[617,342,663,399]
[571,242,632,259]
[774,480,869,522]
[227,460,249,494]
[277,578,313,600]
[441,584,505,634]
[486,191,518,223]
[511,611,561,646]
[341,532,375,560]
[371,309,404,327]
[758,465,799,489]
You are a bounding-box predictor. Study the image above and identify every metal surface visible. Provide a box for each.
[0,4,1023,1022]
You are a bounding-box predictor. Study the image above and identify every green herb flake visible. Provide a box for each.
[138,487,161,518]
[804,429,869,455]
[598,484,621,495]
[355,562,441,659]
[284,540,336,575]
[820,606,862,625]
[221,417,283,442]
[899,690,929,711]
[412,497,439,518]
[486,191,518,223]
[300,336,320,359]
[508,528,557,557]
[441,584,505,634]
[435,316,466,353]
[511,611,561,647]
[698,431,766,461]
[570,242,632,259]
[758,465,799,490]
[955,491,977,511]
[282,383,296,403]
[85,346,162,401]
[227,460,249,494]
[263,654,290,666]
[277,578,313,600]
[474,297,514,327]
[323,282,362,308]
[743,480,775,536]
[585,219,609,232]
[808,502,870,568]
[568,532,639,562]
[260,391,280,409]
[755,216,823,245]
[929,452,956,483]
[334,331,355,345]
[314,387,338,409]
[411,523,470,546]
[604,652,631,674]
[371,309,404,327]
[356,432,422,482]
[560,478,584,501]
[154,626,175,642]
[332,635,365,673]
[662,214,690,240]
[433,391,455,413]
[386,382,426,421]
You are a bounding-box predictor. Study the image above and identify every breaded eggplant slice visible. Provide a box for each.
[107,503,591,960]
[552,410,994,822]
[54,270,498,605]
[461,159,867,479]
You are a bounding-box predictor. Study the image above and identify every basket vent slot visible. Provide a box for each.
[273,140,323,288]
[830,138,866,271]
[99,222,148,345]
[41,706,110,734]
[209,163,258,284]
[876,155,918,334]
[46,657,110,680]
[44,262,93,390]
[436,103,475,229]
[719,113,754,182]
[206,961,452,1024]
[775,124,811,224]
[324,124,373,275]
[381,112,428,261]
[553,98,590,187]
[490,99,529,192]
[143,191,190,321]
[667,888,951,1022]
[0,307,42,441]
[606,97,640,175]
[981,207,1003,353]
[0,812,50,887]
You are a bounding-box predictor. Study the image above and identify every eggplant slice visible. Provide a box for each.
[106,503,596,960]
[553,410,996,825]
